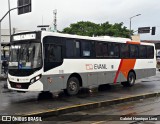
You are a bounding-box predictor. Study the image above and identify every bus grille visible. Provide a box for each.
[9,81,30,89]
[8,69,33,76]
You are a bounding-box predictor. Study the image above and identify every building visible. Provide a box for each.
[1,28,27,60]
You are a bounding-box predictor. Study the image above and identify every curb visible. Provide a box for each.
[24,92,160,118]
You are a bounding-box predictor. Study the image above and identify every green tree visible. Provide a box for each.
[62,21,99,36]
[62,21,131,38]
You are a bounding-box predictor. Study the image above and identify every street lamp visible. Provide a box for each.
[129,14,141,37]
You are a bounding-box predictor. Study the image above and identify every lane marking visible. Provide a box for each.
[91,121,106,124]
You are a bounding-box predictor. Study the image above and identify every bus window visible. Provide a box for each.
[66,39,80,58]
[96,42,103,57]
[66,39,75,58]
[81,41,92,57]
[130,45,139,58]
[120,44,129,58]
[108,43,119,58]
[147,46,154,59]
[45,44,62,62]
[114,44,119,58]
[103,43,108,57]
[139,46,147,58]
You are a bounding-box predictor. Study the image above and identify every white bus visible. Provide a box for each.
[7,31,156,95]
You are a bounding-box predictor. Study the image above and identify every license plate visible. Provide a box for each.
[16,84,22,88]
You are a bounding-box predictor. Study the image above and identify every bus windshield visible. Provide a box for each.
[9,42,42,69]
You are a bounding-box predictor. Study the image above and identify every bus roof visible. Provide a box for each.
[12,30,155,46]
[41,31,131,43]
[41,31,155,46]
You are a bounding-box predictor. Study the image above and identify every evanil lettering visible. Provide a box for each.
[94,64,107,69]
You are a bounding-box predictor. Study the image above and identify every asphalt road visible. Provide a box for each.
[0,71,160,122]
[36,97,160,124]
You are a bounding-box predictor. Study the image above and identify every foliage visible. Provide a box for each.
[62,21,131,38]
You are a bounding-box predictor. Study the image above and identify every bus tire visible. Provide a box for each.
[121,71,135,87]
[65,77,80,96]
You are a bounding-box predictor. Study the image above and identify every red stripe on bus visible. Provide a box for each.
[126,41,140,45]
[114,59,136,84]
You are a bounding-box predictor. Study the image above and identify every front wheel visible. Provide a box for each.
[121,72,136,87]
[65,77,80,96]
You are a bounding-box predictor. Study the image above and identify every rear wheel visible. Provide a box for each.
[65,77,80,96]
[121,71,136,87]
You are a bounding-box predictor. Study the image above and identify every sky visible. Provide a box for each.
[0,0,160,40]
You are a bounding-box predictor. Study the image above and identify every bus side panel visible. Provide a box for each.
[105,71,117,84]
[134,58,156,79]
[88,71,119,87]
[98,71,117,85]
[87,72,98,88]
[40,74,64,92]
[118,72,127,82]
[135,68,156,79]
[40,73,89,91]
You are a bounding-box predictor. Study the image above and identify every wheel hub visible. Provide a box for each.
[69,81,77,91]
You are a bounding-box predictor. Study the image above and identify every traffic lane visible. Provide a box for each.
[40,97,160,124]
[0,72,160,115]
[0,73,160,115]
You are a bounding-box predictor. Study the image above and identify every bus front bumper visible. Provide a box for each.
[7,79,43,92]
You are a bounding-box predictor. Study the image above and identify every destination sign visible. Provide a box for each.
[13,33,36,41]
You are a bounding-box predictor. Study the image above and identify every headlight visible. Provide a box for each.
[35,75,41,80]
[30,79,35,83]
[30,74,41,84]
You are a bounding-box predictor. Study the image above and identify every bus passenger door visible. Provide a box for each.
[42,36,65,91]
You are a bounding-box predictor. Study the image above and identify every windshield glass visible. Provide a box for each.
[9,42,42,69]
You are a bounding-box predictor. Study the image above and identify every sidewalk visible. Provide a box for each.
[0,73,7,81]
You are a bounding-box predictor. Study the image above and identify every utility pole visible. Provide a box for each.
[0,2,31,76]
[8,0,12,40]
[53,9,57,32]
[0,7,18,76]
